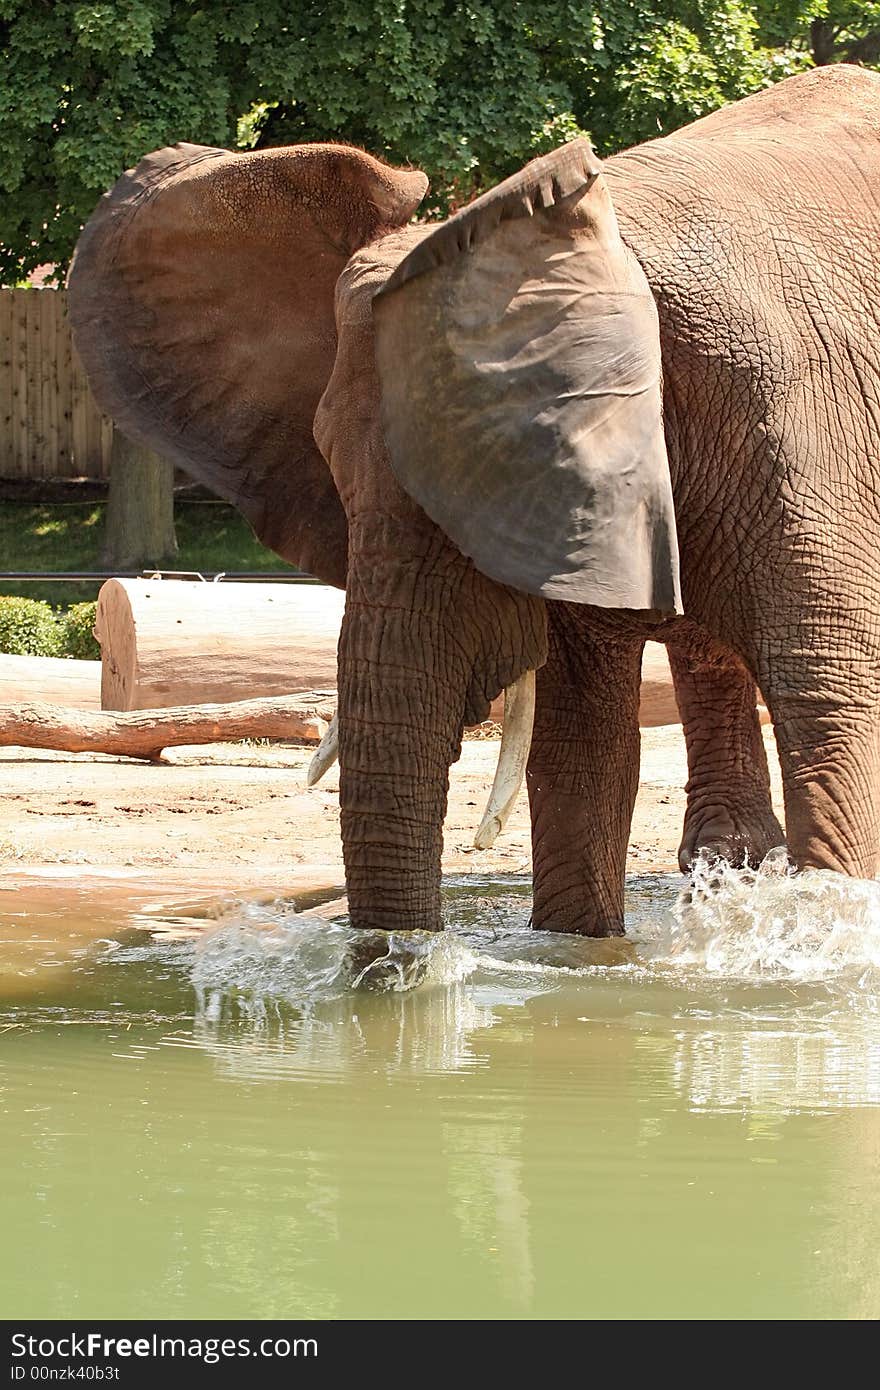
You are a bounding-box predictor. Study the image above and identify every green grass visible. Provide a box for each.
[0,500,299,607]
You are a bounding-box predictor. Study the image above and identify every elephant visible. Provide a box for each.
[68,64,880,939]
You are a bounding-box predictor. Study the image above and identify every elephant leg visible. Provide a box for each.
[668,642,785,870]
[527,612,644,936]
[756,624,880,877]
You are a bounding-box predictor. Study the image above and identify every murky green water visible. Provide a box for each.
[2,860,880,1320]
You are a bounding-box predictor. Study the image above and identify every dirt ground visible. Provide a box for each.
[0,724,786,899]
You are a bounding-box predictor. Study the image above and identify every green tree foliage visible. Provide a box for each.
[1,1,878,281]
[0,1,256,281]
[754,2,880,66]
[541,1,795,154]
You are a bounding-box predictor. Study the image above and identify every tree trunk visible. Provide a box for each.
[809,19,837,65]
[101,430,178,569]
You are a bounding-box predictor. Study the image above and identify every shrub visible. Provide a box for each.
[0,596,63,656]
[60,601,100,660]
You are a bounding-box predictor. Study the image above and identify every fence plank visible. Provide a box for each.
[12,291,30,478]
[0,293,12,474]
[26,290,46,476]
[55,293,74,475]
[40,290,59,476]
[69,332,92,476]
[0,288,112,480]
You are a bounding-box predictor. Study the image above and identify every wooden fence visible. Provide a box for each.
[0,288,113,480]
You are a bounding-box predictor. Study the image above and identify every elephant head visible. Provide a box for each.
[68,138,680,934]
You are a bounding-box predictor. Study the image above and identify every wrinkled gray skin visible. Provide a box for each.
[317,237,784,937]
[320,66,880,934]
[603,74,880,906]
[69,66,880,938]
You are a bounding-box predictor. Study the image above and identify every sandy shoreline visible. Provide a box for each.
[0,724,785,900]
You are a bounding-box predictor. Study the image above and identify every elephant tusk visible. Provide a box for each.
[474,670,536,850]
[306,712,339,787]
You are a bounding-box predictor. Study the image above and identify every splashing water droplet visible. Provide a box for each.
[189,858,880,1021]
[651,850,880,986]
[190,901,482,1011]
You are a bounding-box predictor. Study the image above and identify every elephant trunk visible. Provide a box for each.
[336,594,470,933]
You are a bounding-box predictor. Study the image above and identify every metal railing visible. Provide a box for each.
[0,570,318,584]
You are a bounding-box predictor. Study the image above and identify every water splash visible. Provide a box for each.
[651,849,880,984]
[189,856,880,1019]
[180,862,880,1107]
[191,899,481,1012]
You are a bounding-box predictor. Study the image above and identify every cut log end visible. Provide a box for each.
[95,578,345,712]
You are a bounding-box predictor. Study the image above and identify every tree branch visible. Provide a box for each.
[0,694,337,761]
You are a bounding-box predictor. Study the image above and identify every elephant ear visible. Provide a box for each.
[68,142,428,588]
[372,140,681,612]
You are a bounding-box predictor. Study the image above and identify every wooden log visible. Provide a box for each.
[480,649,682,728]
[95,578,345,711]
[639,644,680,727]
[0,646,766,733]
[638,642,770,727]
[0,654,100,710]
[0,692,338,760]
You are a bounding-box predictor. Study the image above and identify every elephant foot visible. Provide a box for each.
[343,929,433,992]
[678,800,785,872]
[531,901,626,938]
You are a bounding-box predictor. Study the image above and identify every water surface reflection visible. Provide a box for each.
[2,860,879,1318]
